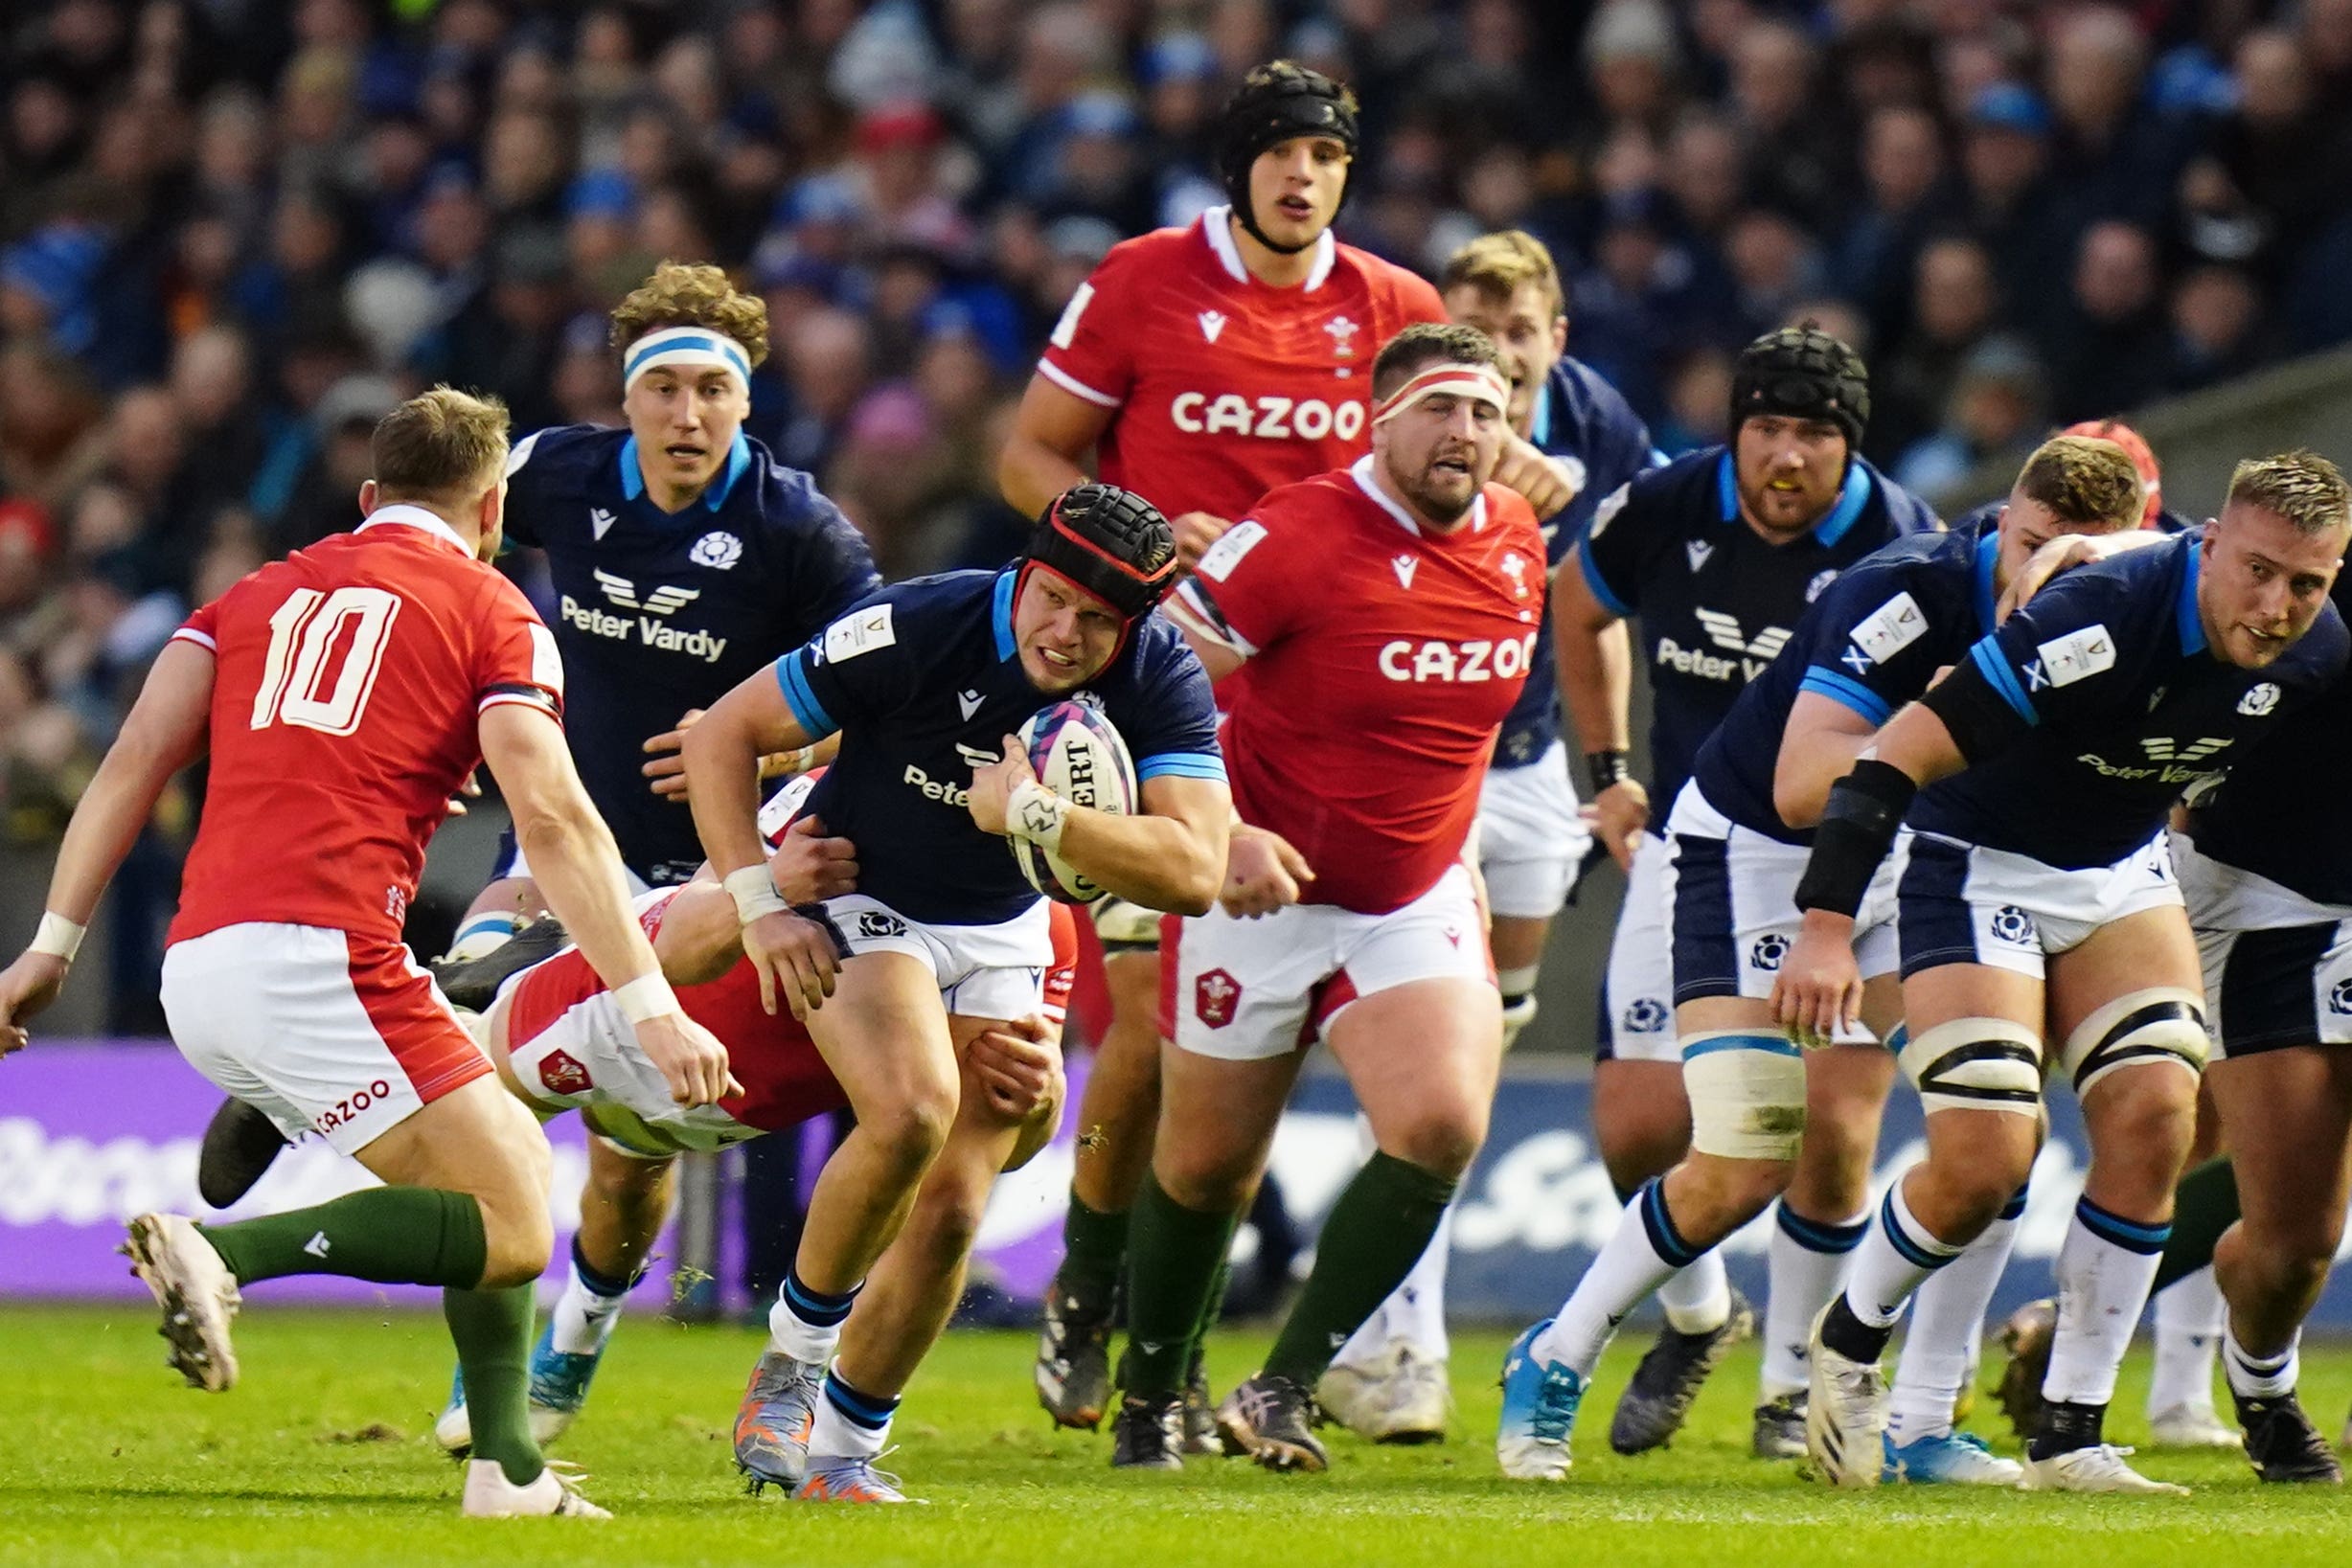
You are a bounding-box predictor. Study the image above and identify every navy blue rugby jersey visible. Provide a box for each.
[1491,356,1659,769]
[771,568,1224,925]
[2185,565,2352,906]
[505,424,879,883]
[1692,511,1998,843]
[1909,529,2349,870]
[1575,445,1940,812]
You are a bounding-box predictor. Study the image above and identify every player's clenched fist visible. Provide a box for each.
[742,908,839,1021]
[629,1011,742,1106]
[0,950,68,1055]
[1583,778,1651,874]
[1171,511,1232,572]
[1221,825,1313,919]
[1490,435,1579,519]
[964,736,1037,836]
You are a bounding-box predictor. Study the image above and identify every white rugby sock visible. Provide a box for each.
[547,1244,633,1356]
[446,912,516,964]
[2148,1264,2226,1415]
[1658,1247,1731,1335]
[2222,1321,2299,1400]
[1532,1182,1697,1375]
[768,1269,858,1364]
[1885,1189,2023,1444]
[805,1363,899,1461]
[1760,1202,1868,1399]
[1843,1178,1964,1330]
[2044,1198,2166,1406]
[1387,1203,1452,1362]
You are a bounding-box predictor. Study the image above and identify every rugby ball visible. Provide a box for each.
[1013,700,1137,904]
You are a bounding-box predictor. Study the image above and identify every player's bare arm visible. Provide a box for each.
[1770,691,1884,829]
[1220,823,1316,919]
[0,638,215,1045]
[1551,546,1643,870]
[677,667,839,1019]
[966,742,1227,917]
[1998,527,2169,619]
[999,375,1114,517]
[479,702,739,1104]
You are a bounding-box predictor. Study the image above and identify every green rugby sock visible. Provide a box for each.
[446,1284,543,1486]
[1117,1176,1236,1399]
[2153,1156,2240,1294]
[198,1188,488,1288]
[1056,1194,1129,1306]
[1264,1152,1456,1387]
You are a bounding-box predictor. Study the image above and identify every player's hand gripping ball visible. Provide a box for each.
[1008,700,1138,904]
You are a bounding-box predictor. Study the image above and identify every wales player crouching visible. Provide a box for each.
[680,482,1227,1497]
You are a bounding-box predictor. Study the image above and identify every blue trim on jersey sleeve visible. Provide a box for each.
[2176,538,2206,655]
[1714,450,1738,522]
[1135,752,1227,783]
[1799,666,1894,726]
[1812,462,1877,548]
[1969,637,2039,725]
[991,569,1017,660]
[1576,543,1632,618]
[1973,531,2000,636]
[774,652,838,740]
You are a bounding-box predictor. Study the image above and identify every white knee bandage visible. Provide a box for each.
[1499,992,1539,1052]
[2059,986,2208,1095]
[1899,1016,2044,1118]
[1680,1030,1807,1160]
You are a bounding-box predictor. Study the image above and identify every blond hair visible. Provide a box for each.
[1439,229,1564,319]
[607,261,770,369]
[2013,435,2144,529]
[2227,449,2352,536]
[371,387,510,503]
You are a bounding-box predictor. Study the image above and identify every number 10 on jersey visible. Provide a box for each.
[250,585,403,736]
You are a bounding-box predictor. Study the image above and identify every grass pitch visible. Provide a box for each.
[5,1305,2351,1567]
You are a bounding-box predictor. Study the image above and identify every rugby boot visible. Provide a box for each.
[1496,1320,1585,1481]
[793,1455,916,1503]
[1217,1374,1329,1472]
[1991,1297,2055,1443]
[2236,1392,2340,1483]
[123,1213,240,1392]
[1108,1392,1185,1470]
[1806,1306,1888,1489]
[2147,1401,2243,1449]
[1180,1355,1221,1454]
[1317,1343,1400,1442]
[195,1097,290,1209]
[1034,1280,1115,1430]
[1752,1393,1808,1459]
[429,916,571,1011]
[1322,1343,1452,1444]
[1610,1289,1754,1454]
[460,1459,609,1518]
[2019,1443,2189,1495]
[1881,1429,2024,1485]
[734,1349,824,1492]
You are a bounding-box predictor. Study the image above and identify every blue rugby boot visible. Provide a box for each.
[1496,1320,1585,1480]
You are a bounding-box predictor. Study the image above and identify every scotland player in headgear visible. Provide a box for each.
[1778,452,2352,1494]
[1550,324,1936,1460]
[1494,435,2147,1485]
[678,482,1227,1497]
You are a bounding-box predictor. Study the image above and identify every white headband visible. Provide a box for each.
[622,326,753,393]
[1373,361,1510,424]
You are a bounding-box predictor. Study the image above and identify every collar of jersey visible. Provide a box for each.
[1201,205,1337,291]
[2176,530,2207,655]
[992,568,1018,660]
[1973,529,1999,636]
[1530,375,1553,448]
[1714,451,1874,546]
[1348,453,1488,538]
[617,432,751,512]
[358,503,470,555]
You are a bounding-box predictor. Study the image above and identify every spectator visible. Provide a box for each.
[1895,333,2045,507]
[2049,218,2169,423]
[1871,236,1999,466]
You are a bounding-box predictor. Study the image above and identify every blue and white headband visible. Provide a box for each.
[621,326,753,394]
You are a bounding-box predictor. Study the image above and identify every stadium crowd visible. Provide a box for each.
[7,0,2352,895]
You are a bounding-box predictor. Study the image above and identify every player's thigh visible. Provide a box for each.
[2207,1045,2352,1260]
[1102,943,1162,1025]
[1598,830,1677,1060]
[651,881,743,986]
[1328,976,1503,1174]
[805,950,959,1118]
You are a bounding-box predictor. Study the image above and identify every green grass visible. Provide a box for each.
[5,1305,2350,1566]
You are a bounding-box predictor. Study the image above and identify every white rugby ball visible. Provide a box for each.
[1013,700,1137,904]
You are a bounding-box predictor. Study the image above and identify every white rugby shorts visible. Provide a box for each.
[1476,740,1595,919]
[496,977,760,1152]
[1159,863,1494,1061]
[2176,831,2352,1058]
[1896,829,2183,981]
[819,893,1051,1022]
[161,922,491,1156]
[1598,831,1677,1063]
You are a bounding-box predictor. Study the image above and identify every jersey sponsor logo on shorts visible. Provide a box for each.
[1378,633,1539,684]
[1686,539,1714,573]
[537,1051,592,1097]
[590,506,617,540]
[312,1079,395,1135]
[1988,905,2037,946]
[1846,592,1927,672]
[1747,933,1789,972]
[2328,978,2352,1015]
[2030,624,2115,690]
[824,603,896,663]
[593,569,699,616]
[1392,554,1418,589]
[1169,392,1365,443]
[2239,681,2281,716]
[1049,282,1093,351]
[1198,309,1227,343]
[692,531,743,570]
[1195,519,1267,582]
[1195,967,1242,1029]
[855,910,909,941]
[1620,996,1669,1034]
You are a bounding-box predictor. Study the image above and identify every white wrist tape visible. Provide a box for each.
[31,912,84,962]
[611,973,682,1023]
[1007,779,1072,856]
[723,863,790,925]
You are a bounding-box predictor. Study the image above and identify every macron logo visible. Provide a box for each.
[1199,310,1227,344]
[958,689,984,720]
[304,1232,331,1259]
[1686,539,1715,573]
[1393,555,1418,589]
[590,507,616,540]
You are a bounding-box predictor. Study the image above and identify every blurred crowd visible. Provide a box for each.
[6,0,2352,863]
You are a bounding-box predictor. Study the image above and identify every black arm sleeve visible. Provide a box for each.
[1793,759,1919,918]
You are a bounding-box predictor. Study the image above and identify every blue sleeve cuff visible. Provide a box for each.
[774,652,838,741]
[1968,638,2038,725]
[1576,544,1632,619]
[1798,667,1894,726]
[1135,752,1227,784]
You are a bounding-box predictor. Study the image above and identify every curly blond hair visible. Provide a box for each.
[607,261,770,370]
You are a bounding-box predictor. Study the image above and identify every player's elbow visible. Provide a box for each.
[995,436,1054,518]
[1158,839,1223,917]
